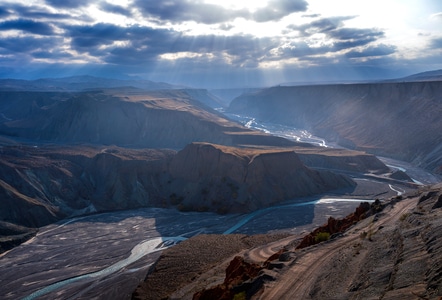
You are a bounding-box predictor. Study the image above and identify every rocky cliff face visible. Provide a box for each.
[0,142,359,232]
[168,143,355,213]
[0,145,175,229]
[228,81,442,174]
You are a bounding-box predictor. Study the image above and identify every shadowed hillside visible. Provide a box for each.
[0,142,362,237]
[0,89,293,149]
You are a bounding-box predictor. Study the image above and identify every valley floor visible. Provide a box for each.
[137,184,442,300]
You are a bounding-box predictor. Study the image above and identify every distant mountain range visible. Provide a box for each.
[0,75,182,91]
[393,69,442,82]
[279,69,442,86]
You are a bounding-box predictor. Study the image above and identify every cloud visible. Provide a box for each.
[65,23,130,49]
[0,19,55,35]
[430,12,442,21]
[252,0,308,22]
[99,2,132,17]
[32,50,73,60]
[0,36,61,53]
[429,36,442,49]
[329,27,383,41]
[331,28,384,50]
[219,23,234,31]
[135,0,307,24]
[281,18,385,59]
[63,22,277,68]
[134,0,249,24]
[289,16,356,35]
[8,3,74,20]
[271,41,332,60]
[345,44,396,58]
[44,0,90,9]
[0,6,11,18]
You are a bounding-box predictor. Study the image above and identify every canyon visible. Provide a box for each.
[0,75,441,299]
[228,81,442,174]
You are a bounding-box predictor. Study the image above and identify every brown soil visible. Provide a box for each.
[133,184,442,300]
[132,233,289,300]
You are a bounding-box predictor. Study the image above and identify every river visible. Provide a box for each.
[1,114,439,299]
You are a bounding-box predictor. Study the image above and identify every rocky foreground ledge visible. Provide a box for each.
[133,184,442,300]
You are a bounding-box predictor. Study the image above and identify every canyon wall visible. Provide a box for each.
[0,143,361,230]
[228,81,442,174]
[0,90,292,149]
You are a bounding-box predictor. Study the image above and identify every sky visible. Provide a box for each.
[0,0,441,88]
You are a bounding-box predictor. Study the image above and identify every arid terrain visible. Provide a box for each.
[134,184,442,300]
[228,81,442,174]
[0,76,441,299]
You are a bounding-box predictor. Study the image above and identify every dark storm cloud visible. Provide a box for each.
[345,44,396,58]
[45,0,90,9]
[0,19,55,35]
[252,0,308,22]
[99,2,132,17]
[135,0,307,24]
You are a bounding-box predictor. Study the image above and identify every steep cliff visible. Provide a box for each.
[228,81,442,174]
[0,145,175,229]
[0,142,363,234]
[168,143,355,213]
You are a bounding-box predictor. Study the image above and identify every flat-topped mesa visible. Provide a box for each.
[168,143,355,213]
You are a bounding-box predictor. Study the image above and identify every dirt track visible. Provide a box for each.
[257,197,419,299]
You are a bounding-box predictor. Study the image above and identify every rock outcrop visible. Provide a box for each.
[228,81,442,174]
[0,142,360,235]
[193,256,265,300]
[0,144,175,230]
[295,199,385,249]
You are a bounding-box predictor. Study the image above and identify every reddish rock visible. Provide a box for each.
[224,256,262,287]
[296,201,374,249]
[193,256,264,300]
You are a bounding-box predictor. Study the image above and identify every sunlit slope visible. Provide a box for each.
[228,81,442,174]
